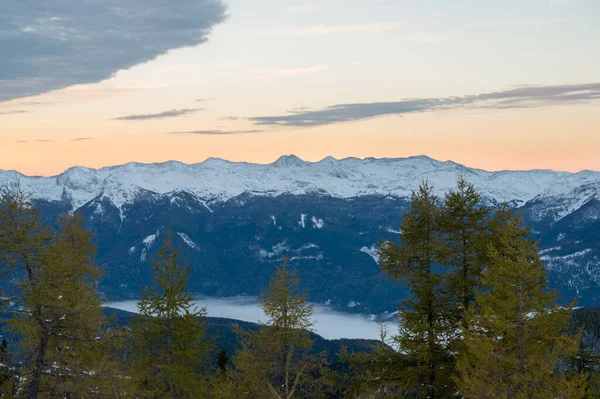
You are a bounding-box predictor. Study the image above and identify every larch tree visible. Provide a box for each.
[454,207,588,399]
[0,186,119,398]
[130,232,212,398]
[225,257,327,399]
[438,176,489,324]
[378,181,455,399]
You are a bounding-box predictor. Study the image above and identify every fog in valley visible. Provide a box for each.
[108,296,388,341]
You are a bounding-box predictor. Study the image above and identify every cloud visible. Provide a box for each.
[114,108,202,121]
[510,17,571,26]
[249,83,600,127]
[19,100,60,106]
[195,98,216,103]
[61,83,167,100]
[0,0,227,102]
[288,107,311,113]
[0,110,29,115]
[269,65,330,76]
[70,137,94,142]
[170,129,266,135]
[402,33,449,43]
[109,296,381,340]
[215,61,246,67]
[287,4,317,13]
[261,23,401,36]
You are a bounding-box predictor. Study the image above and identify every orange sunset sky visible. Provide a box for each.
[1,0,599,176]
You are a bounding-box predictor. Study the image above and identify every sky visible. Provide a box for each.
[1,0,599,176]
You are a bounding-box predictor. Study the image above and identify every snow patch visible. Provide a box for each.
[143,231,159,246]
[299,213,307,228]
[177,232,199,251]
[311,216,324,229]
[259,242,290,259]
[348,301,360,308]
[539,246,561,255]
[541,249,592,261]
[360,245,380,263]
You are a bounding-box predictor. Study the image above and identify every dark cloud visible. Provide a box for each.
[249,83,600,127]
[0,0,227,102]
[170,129,265,135]
[70,137,93,141]
[114,108,202,121]
[0,110,29,115]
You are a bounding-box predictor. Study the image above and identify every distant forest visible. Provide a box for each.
[0,179,599,398]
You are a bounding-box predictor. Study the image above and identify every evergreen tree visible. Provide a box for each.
[0,339,15,396]
[454,207,587,398]
[217,348,229,375]
[0,187,120,398]
[378,181,455,399]
[225,257,328,398]
[130,232,212,398]
[438,176,489,323]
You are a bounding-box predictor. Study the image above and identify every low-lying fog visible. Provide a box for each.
[107,296,390,341]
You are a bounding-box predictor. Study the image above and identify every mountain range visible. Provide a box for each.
[2,155,599,314]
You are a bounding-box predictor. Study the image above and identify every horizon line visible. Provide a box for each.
[2,154,598,178]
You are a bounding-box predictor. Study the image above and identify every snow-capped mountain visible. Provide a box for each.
[2,155,598,213]
[1,155,599,313]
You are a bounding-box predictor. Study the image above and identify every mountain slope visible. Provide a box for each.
[2,155,599,313]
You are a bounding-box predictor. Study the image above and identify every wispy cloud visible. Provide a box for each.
[0,110,29,116]
[19,101,60,106]
[195,98,216,103]
[216,61,246,67]
[114,108,202,121]
[510,17,572,26]
[70,137,94,142]
[287,4,317,13]
[288,107,311,113]
[62,83,167,100]
[249,83,600,127]
[402,33,449,43]
[269,65,330,76]
[260,22,401,36]
[0,0,227,102]
[170,129,265,135]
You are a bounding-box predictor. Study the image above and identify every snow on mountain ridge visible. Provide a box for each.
[0,156,598,214]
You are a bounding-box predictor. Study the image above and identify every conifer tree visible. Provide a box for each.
[438,176,489,324]
[0,339,15,396]
[378,181,455,399]
[216,348,229,375]
[225,258,327,398]
[130,232,212,398]
[0,187,120,398]
[454,207,588,398]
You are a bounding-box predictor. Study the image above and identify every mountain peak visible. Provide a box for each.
[273,154,307,168]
